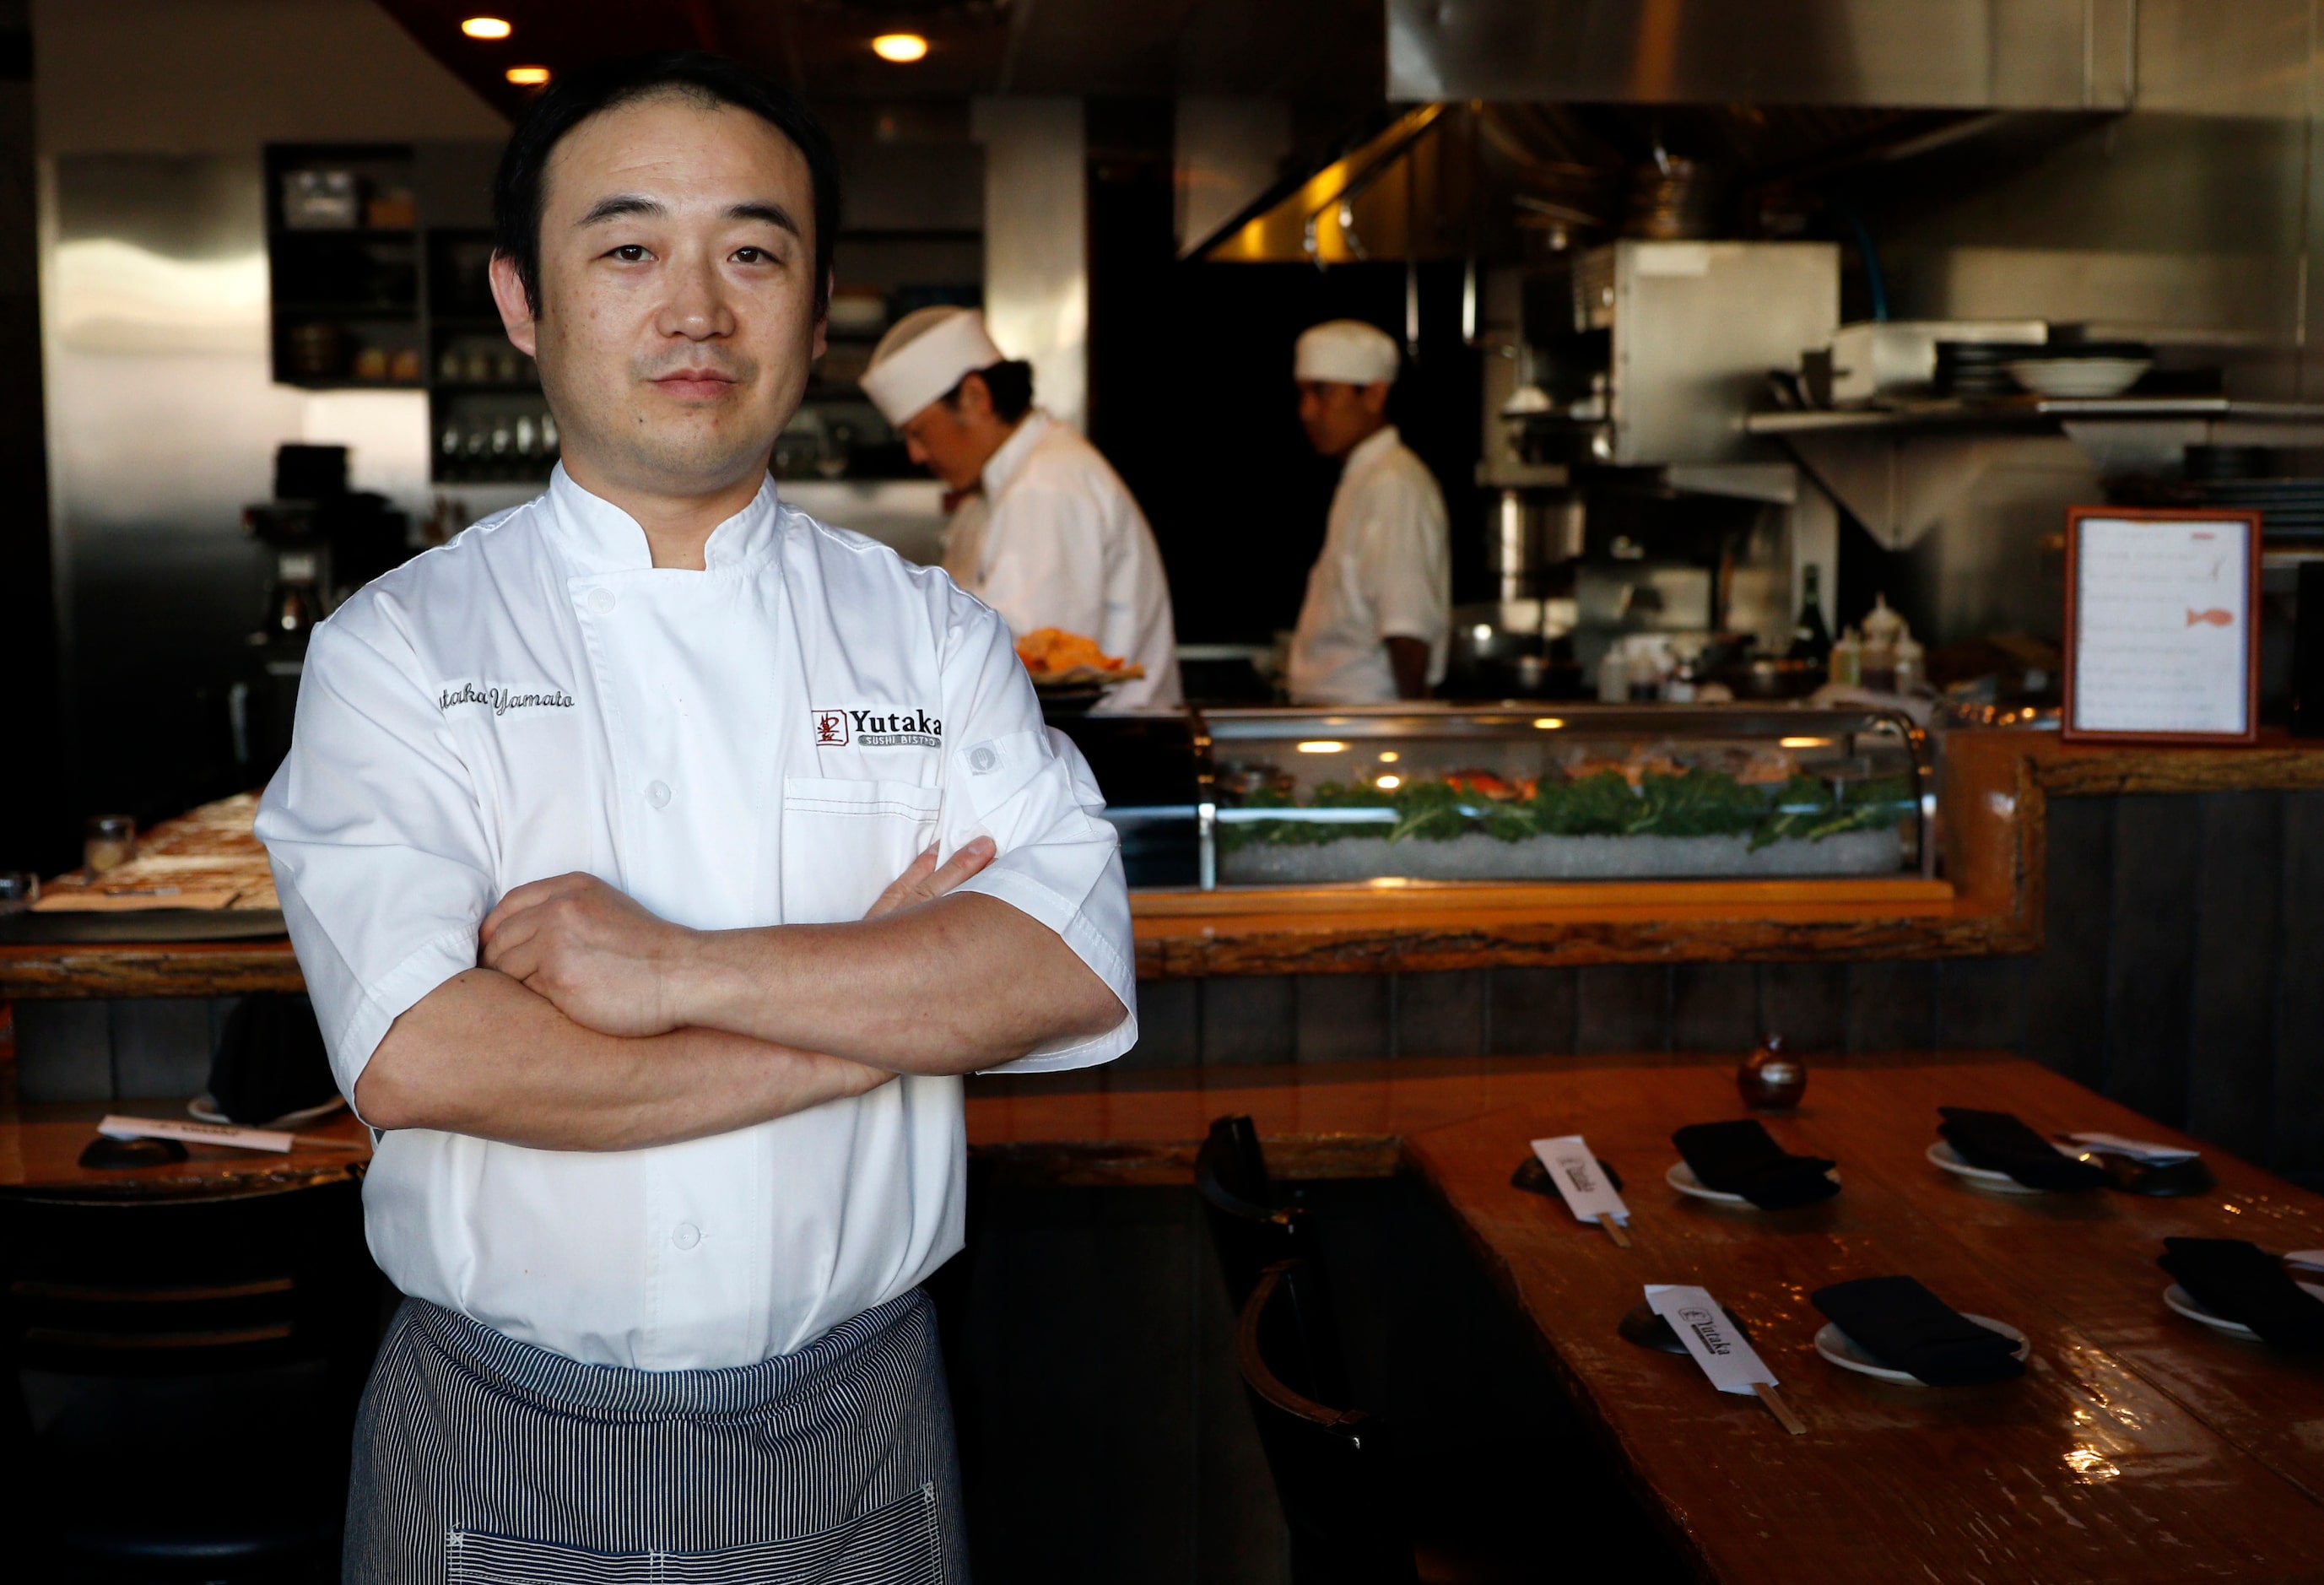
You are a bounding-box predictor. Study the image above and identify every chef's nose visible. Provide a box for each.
[658,252,734,341]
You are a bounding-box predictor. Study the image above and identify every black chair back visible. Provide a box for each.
[1239,1260,1418,1585]
[0,1177,380,1579]
[1196,1114,1312,1310]
[0,1177,376,1382]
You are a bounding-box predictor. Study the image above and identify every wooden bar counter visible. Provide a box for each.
[9,727,2324,1000]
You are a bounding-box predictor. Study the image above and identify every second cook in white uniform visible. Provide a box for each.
[862,306,1181,710]
[1286,319,1452,706]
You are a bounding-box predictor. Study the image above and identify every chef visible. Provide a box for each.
[253,51,1133,1582]
[1286,318,1451,703]
[862,306,1181,708]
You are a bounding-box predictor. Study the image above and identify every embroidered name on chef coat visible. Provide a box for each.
[436,682,576,717]
[814,706,943,749]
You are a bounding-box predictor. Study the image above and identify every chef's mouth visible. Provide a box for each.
[648,368,743,399]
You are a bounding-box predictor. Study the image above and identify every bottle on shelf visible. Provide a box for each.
[1860,593,1905,692]
[1829,625,1863,687]
[1787,564,1833,666]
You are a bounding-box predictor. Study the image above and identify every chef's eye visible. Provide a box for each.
[732,246,774,264]
[607,245,651,263]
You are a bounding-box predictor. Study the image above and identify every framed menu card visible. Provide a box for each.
[2063,506,2261,744]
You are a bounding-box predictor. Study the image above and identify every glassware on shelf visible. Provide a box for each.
[0,871,38,912]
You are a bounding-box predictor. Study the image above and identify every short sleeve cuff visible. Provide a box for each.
[326,924,478,1109]
[955,866,1138,1074]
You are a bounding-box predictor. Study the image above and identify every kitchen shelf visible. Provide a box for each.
[1746,396,2324,436]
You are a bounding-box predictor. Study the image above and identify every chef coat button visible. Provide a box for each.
[646,780,672,809]
[970,745,997,772]
[671,1222,700,1251]
[586,587,616,615]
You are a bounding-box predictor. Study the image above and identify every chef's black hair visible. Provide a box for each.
[492,50,840,319]
[945,360,1035,424]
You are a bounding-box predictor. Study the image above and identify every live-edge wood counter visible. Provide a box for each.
[10,728,2324,998]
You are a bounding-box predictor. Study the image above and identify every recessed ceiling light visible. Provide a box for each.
[872,32,929,62]
[462,16,511,39]
[505,65,550,85]
[1294,740,1347,755]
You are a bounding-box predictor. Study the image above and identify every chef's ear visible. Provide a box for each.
[812,268,832,361]
[954,371,994,424]
[1359,380,1392,419]
[489,252,540,359]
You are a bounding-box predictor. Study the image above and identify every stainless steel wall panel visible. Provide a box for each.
[1387,0,2136,109]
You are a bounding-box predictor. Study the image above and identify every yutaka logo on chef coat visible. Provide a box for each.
[436,682,576,717]
[814,707,942,749]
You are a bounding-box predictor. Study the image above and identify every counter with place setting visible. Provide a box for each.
[964,1048,2324,1584]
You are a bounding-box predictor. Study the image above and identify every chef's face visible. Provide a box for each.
[1297,378,1390,459]
[899,373,1005,492]
[491,91,828,502]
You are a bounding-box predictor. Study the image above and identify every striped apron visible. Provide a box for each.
[345,1289,966,1583]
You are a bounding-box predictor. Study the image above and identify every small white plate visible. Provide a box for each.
[1926,1138,2082,1195]
[2164,1280,2324,1338]
[1815,1315,2029,1384]
[1665,1160,1838,1205]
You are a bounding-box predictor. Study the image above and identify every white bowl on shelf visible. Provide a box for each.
[2004,358,2152,398]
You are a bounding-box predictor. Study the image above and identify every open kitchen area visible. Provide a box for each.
[6,3,2324,1582]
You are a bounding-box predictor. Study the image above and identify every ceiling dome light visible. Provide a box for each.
[505,65,551,85]
[872,33,929,62]
[462,17,511,39]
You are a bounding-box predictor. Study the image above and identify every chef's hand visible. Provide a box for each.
[479,874,691,1038]
[479,838,999,1038]
[864,836,996,919]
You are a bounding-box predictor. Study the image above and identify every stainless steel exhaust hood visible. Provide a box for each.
[1388,0,2137,110]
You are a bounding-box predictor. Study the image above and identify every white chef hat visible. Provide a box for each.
[862,306,1007,425]
[1294,319,1401,387]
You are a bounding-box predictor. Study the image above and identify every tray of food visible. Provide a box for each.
[1214,755,1916,884]
[1017,628,1143,712]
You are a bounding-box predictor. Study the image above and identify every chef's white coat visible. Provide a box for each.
[967,410,1181,710]
[255,467,1137,1371]
[1285,425,1451,705]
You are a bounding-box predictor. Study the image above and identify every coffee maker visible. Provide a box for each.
[234,444,412,776]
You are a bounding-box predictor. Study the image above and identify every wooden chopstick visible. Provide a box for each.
[1753,1382,1808,1436]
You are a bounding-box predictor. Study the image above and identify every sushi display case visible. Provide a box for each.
[1188,705,1932,890]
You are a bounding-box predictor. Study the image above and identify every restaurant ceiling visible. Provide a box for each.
[370,0,1389,119]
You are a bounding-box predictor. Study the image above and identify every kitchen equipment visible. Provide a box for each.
[1487,490,1586,603]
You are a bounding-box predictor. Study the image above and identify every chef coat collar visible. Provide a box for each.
[1343,424,1403,477]
[980,408,1056,502]
[545,463,784,576]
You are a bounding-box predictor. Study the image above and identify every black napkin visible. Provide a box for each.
[2159,1238,2324,1355]
[1937,1107,2105,1192]
[1671,1120,1838,1209]
[1812,1275,2025,1386]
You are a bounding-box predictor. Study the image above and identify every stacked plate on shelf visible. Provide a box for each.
[2108,446,2324,544]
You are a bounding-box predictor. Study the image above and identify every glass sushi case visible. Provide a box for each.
[1196,705,1930,889]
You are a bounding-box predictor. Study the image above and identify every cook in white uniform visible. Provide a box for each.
[1285,319,1451,704]
[254,53,1132,1582]
[862,306,1181,709]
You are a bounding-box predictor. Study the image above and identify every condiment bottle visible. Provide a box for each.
[1894,633,1925,695]
[1737,1034,1807,1110]
[1860,594,1904,691]
[1828,625,1862,687]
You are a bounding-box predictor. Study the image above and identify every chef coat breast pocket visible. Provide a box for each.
[780,776,943,924]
